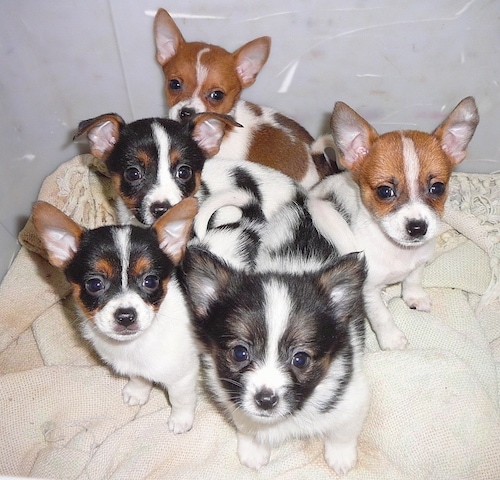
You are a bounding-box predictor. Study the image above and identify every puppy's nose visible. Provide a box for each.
[150,201,171,219]
[179,107,195,122]
[406,220,428,238]
[115,307,137,327]
[254,389,279,411]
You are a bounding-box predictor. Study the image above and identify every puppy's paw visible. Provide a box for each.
[403,287,431,312]
[122,378,152,406]
[237,433,271,470]
[324,439,357,475]
[376,324,408,351]
[168,408,194,434]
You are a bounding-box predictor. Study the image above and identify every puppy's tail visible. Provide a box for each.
[193,190,256,239]
[311,134,343,177]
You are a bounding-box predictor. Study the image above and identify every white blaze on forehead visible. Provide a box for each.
[263,279,291,364]
[195,48,210,97]
[112,227,132,290]
[401,134,420,200]
[149,123,183,206]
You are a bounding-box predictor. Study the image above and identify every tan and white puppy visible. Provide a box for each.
[311,97,479,350]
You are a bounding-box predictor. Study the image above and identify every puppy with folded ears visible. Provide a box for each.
[32,198,200,434]
[153,8,336,186]
[311,97,479,350]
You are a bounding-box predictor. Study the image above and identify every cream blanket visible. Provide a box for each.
[1,155,499,479]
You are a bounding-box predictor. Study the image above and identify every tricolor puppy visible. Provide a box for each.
[311,97,479,350]
[32,199,200,434]
[180,190,369,474]
[153,8,335,187]
[74,111,240,227]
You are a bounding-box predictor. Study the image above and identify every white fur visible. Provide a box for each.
[311,171,438,350]
[81,276,199,434]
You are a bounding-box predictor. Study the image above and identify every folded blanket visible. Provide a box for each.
[1,155,499,479]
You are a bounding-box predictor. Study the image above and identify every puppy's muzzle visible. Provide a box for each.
[254,389,279,411]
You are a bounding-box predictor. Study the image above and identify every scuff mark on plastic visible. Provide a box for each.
[277,59,299,93]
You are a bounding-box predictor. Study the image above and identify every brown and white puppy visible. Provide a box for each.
[311,97,479,350]
[153,8,336,188]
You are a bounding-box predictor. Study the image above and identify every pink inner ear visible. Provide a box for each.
[88,121,118,158]
[192,119,226,157]
[235,38,270,87]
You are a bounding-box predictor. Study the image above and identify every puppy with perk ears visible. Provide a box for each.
[153,8,336,187]
[311,97,479,350]
[32,198,200,434]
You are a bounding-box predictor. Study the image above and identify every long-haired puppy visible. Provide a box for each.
[180,189,369,474]
[32,198,200,434]
[311,97,479,350]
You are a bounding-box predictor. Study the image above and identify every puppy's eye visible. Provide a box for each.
[124,166,143,184]
[142,274,160,292]
[292,352,310,369]
[169,79,182,91]
[376,185,396,200]
[208,90,225,102]
[85,276,107,295]
[232,345,249,363]
[429,182,446,196]
[176,164,193,182]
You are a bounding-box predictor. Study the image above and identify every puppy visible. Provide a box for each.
[180,188,369,474]
[32,198,200,434]
[311,97,479,350]
[153,8,336,187]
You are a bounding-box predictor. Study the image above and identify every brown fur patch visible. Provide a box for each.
[71,282,96,319]
[95,258,116,279]
[131,256,152,279]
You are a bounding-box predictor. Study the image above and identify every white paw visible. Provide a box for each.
[376,324,408,351]
[168,408,194,434]
[403,287,431,312]
[324,439,357,475]
[122,378,152,406]
[237,433,271,470]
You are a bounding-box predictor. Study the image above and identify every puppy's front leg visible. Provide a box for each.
[364,284,408,350]
[236,431,271,470]
[165,373,198,434]
[122,376,153,406]
[402,263,431,312]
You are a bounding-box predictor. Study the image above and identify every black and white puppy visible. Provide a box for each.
[32,198,200,434]
[180,191,369,474]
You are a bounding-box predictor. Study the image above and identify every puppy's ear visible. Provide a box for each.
[318,252,367,322]
[180,247,233,319]
[153,197,198,265]
[234,36,271,88]
[190,113,243,158]
[433,96,479,165]
[73,113,125,160]
[31,201,84,269]
[330,102,379,172]
[154,8,185,66]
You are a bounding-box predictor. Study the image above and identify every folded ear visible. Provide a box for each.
[153,197,198,264]
[330,102,379,172]
[73,113,125,160]
[189,113,243,158]
[432,96,479,165]
[154,8,185,66]
[179,247,233,319]
[318,252,367,322]
[31,201,84,269]
[234,36,271,88]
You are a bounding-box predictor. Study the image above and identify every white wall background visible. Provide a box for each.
[1,0,499,281]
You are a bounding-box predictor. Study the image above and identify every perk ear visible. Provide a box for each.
[180,247,233,319]
[432,96,479,165]
[153,197,198,265]
[330,102,379,171]
[318,252,367,321]
[190,113,243,157]
[73,113,125,160]
[31,201,84,269]
[154,8,185,66]
[234,36,271,88]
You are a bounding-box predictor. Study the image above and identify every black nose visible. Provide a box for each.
[150,201,171,219]
[406,220,428,238]
[254,389,279,411]
[115,307,137,327]
[179,107,195,122]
